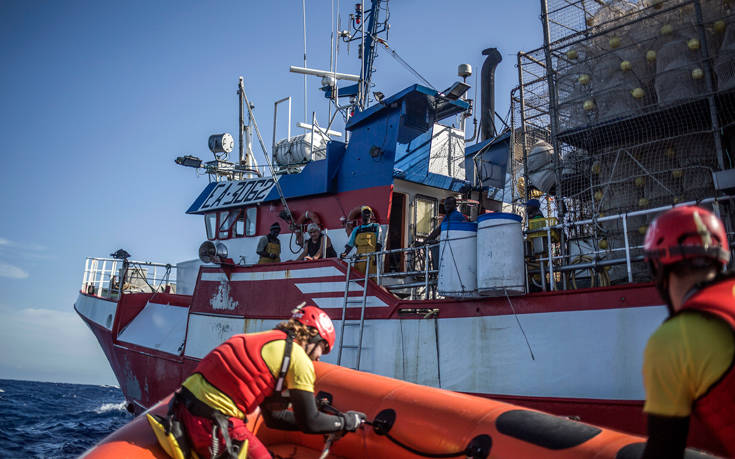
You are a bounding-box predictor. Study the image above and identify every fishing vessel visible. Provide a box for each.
[75,0,735,455]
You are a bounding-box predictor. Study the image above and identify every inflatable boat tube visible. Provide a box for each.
[83,362,715,459]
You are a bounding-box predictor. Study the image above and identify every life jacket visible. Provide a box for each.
[354,225,378,274]
[678,277,735,457]
[148,331,294,459]
[258,237,281,264]
[194,330,291,415]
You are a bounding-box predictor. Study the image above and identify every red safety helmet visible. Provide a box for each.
[644,206,730,268]
[291,304,336,353]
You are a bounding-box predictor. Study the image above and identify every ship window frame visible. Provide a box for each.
[245,207,257,236]
[205,213,217,240]
[414,194,438,238]
[228,207,257,238]
[218,209,240,240]
[234,209,246,238]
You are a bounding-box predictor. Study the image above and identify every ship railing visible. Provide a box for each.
[81,257,177,300]
[342,243,439,301]
[526,195,735,291]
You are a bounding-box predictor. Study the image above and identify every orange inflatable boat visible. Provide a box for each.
[83,362,715,459]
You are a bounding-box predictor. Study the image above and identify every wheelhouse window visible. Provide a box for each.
[205,213,217,240]
[246,207,257,236]
[207,207,256,239]
[414,195,437,237]
[219,209,240,239]
[231,207,257,237]
[235,210,246,237]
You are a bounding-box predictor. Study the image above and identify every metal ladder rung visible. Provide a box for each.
[337,254,375,370]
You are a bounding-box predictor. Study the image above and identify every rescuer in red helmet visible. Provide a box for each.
[641,205,735,458]
[147,303,366,459]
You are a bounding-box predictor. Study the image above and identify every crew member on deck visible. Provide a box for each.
[641,206,735,458]
[424,196,467,270]
[525,199,550,292]
[341,206,380,274]
[257,222,281,264]
[147,303,367,459]
[425,196,467,243]
[525,199,544,221]
[297,223,337,261]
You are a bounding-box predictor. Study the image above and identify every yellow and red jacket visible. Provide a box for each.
[680,277,735,457]
[191,330,288,416]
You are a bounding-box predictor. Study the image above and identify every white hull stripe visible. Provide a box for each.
[75,294,117,331]
[296,281,363,294]
[312,296,388,309]
[201,266,344,283]
[116,302,189,355]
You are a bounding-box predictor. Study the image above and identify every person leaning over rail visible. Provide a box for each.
[423,196,467,271]
[257,222,282,264]
[297,223,337,261]
[147,303,367,459]
[341,205,381,274]
[424,196,467,244]
[640,205,735,458]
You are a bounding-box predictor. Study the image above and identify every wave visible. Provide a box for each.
[94,401,127,414]
[100,384,120,389]
[0,388,4,392]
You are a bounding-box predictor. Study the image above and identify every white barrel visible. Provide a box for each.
[437,219,477,297]
[477,213,525,296]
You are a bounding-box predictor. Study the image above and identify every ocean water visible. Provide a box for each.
[0,378,132,458]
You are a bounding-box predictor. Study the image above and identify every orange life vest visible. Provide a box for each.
[193,330,287,415]
[679,277,735,457]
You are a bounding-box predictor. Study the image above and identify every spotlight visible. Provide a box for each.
[175,155,202,168]
[208,133,234,154]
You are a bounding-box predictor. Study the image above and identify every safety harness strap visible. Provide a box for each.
[275,333,294,392]
[175,387,242,459]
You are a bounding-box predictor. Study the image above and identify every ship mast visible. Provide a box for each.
[238,76,257,178]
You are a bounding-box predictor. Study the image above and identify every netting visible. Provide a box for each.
[512,0,735,286]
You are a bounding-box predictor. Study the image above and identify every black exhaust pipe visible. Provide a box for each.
[480,48,502,142]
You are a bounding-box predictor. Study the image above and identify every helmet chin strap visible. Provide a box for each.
[306,334,324,359]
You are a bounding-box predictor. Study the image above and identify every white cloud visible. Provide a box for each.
[0,237,51,262]
[0,305,117,385]
[0,262,29,279]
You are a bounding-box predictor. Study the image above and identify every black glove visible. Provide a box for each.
[270,253,278,259]
[340,411,366,432]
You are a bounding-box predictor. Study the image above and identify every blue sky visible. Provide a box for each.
[0,0,542,385]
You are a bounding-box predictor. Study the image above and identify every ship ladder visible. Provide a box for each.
[336,254,371,370]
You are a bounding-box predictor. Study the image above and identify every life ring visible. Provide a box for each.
[295,210,322,246]
[344,206,377,235]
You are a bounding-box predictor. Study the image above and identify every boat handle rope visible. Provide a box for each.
[316,396,492,459]
[372,409,491,459]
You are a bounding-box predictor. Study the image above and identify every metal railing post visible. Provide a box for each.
[540,258,547,291]
[97,260,107,296]
[82,258,90,291]
[546,226,555,290]
[424,245,430,298]
[622,214,633,283]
